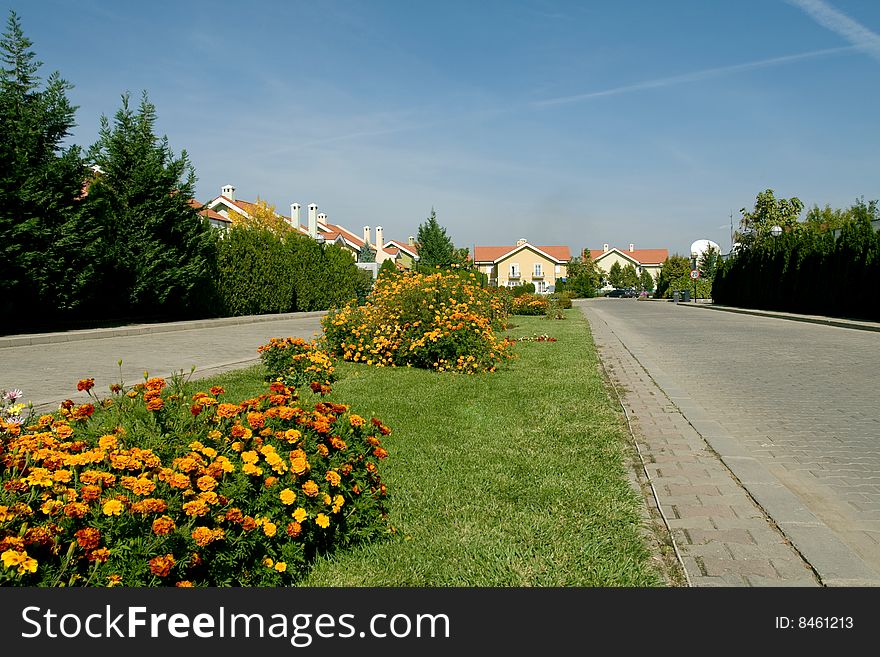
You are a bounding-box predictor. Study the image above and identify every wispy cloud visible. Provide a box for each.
[787,0,880,61]
[533,46,855,107]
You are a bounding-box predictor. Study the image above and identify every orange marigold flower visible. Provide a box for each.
[80,485,101,502]
[247,412,265,429]
[225,508,244,523]
[286,521,302,538]
[146,398,165,412]
[230,425,252,440]
[88,547,110,563]
[196,475,217,492]
[102,499,125,516]
[325,470,341,487]
[77,378,95,392]
[210,386,224,396]
[241,516,257,532]
[279,488,296,505]
[169,473,191,489]
[176,581,194,588]
[152,516,176,536]
[149,554,175,578]
[302,480,319,497]
[107,574,123,587]
[316,444,329,457]
[191,526,224,547]
[373,447,389,459]
[75,528,101,550]
[217,403,240,419]
[330,437,347,451]
[63,502,89,518]
[349,414,365,428]
[182,500,209,517]
[263,476,278,488]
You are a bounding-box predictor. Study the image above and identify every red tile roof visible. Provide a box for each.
[473,244,571,263]
[589,248,668,265]
[189,199,230,223]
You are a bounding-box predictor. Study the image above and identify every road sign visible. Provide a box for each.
[690,269,700,279]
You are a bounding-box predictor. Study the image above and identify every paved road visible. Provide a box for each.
[578,298,880,585]
[0,312,326,412]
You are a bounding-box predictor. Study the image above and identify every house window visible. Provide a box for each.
[535,280,546,294]
[534,263,542,277]
[555,265,561,274]
[510,263,520,278]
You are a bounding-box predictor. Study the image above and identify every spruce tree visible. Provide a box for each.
[84,92,217,320]
[0,11,88,328]
[415,208,455,267]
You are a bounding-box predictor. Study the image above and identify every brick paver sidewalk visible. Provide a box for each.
[582,303,820,586]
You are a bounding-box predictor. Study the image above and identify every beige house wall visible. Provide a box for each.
[493,248,567,293]
[594,252,661,284]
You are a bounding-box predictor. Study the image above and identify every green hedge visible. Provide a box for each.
[712,214,880,321]
[215,227,364,316]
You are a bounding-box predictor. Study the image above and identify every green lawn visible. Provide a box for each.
[197,309,676,586]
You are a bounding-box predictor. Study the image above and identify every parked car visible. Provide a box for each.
[606,288,637,298]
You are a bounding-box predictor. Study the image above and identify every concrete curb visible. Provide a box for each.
[673,302,880,333]
[0,311,329,349]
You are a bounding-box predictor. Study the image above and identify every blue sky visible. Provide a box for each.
[4,0,879,257]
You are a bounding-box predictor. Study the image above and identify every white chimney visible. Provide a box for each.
[603,243,609,252]
[408,235,415,246]
[375,226,384,249]
[308,203,318,238]
[221,184,235,201]
[317,212,328,226]
[516,238,527,246]
[291,203,300,228]
[629,243,635,252]
[363,226,371,246]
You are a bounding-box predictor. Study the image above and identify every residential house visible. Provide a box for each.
[203,185,425,274]
[382,237,420,270]
[587,244,669,288]
[473,239,571,294]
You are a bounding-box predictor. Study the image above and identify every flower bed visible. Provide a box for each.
[258,337,337,395]
[322,271,512,373]
[511,293,549,315]
[0,366,391,587]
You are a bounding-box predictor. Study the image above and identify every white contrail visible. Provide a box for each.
[534,46,855,107]
[787,0,880,61]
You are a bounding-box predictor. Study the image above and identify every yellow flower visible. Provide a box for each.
[274,561,287,573]
[102,499,125,516]
[292,507,307,523]
[279,488,297,505]
[263,522,277,537]
[315,513,330,529]
[302,480,319,497]
[107,574,122,587]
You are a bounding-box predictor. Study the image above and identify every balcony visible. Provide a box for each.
[508,271,520,280]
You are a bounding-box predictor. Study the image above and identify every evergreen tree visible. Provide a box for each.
[84,92,218,319]
[559,254,601,298]
[621,263,639,288]
[608,261,623,288]
[416,208,455,267]
[0,11,88,328]
[639,268,655,293]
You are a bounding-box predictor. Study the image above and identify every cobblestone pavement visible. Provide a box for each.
[0,312,326,412]
[576,298,880,586]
